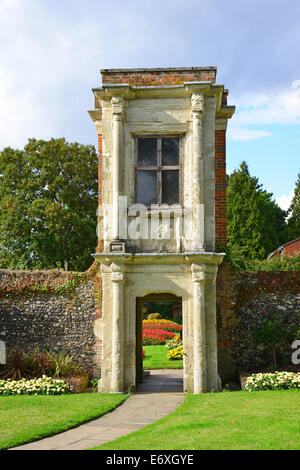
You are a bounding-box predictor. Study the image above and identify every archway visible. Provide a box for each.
[136,293,183,391]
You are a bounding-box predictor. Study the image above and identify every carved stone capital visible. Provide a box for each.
[191,93,204,113]
[110,263,125,282]
[191,263,206,283]
[111,96,125,115]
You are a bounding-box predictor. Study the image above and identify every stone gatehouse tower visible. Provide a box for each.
[89,67,235,393]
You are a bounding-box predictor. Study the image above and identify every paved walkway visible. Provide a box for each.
[12,369,184,450]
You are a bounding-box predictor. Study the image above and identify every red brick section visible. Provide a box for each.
[101,68,216,86]
[215,129,227,245]
[273,238,300,257]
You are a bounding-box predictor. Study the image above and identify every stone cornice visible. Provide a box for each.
[88,109,102,122]
[88,82,235,122]
[93,252,225,266]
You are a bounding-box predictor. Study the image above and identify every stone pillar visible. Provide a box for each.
[191,94,205,251]
[110,96,125,252]
[110,263,125,392]
[191,263,207,393]
[205,264,219,392]
[203,95,217,251]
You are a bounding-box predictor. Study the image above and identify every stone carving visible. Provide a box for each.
[191,93,204,112]
[111,96,125,115]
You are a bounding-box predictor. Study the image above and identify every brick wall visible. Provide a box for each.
[217,265,300,381]
[101,67,217,86]
[215,129,227,245]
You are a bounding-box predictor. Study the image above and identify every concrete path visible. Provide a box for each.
[12,369,184,450]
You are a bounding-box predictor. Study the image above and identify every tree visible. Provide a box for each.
[286,173,300,241]
[227,161,287,259]
[0,138,98,271]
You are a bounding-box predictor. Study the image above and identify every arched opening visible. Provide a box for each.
[136,293,183,392]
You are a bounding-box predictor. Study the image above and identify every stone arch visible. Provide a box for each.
[135,292,183,387]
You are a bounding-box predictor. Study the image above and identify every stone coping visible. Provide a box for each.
[100,66,217,73]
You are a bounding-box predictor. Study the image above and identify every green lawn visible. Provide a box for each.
[92,390,300,450]
[0,393,128,450]
[143,345,183,369]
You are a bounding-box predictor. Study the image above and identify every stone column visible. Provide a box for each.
[191,263,207,393]
[110,263,125,392]
[110,96,125,252]
[203,95,217,251]
[191,94,205,251]
[205,264,219,392]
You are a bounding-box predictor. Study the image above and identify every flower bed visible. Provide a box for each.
[0,376,70,395]
[167,345,183,361]
[142,328,176,346]
[244,371,300,391]
[165,335,182,350]
[143,319,182,334]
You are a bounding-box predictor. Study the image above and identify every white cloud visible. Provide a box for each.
[276,191,294,211]
[227,128,272,141]
[0,0,102,149]
[232,81,300,126]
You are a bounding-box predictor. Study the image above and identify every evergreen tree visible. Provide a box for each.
[227,161,286,259]
[0,138,98,271]
[286,173,300,241]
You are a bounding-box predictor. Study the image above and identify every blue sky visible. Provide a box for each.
[0,0,299,209]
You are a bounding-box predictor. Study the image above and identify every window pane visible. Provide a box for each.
[137,171,157,205]
[162,170,179,205]
[162,138,179,166]
[138,138,157,166]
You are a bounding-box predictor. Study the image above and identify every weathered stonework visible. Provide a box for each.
[89,67,235,393]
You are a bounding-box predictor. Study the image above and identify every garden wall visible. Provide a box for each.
[217,264,300,381]
[1,265,299,383]
[0,268,102,377]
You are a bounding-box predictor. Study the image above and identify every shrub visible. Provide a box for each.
[245,371,300,391]
[46,350,82,378]
[251,314,290,369]
[165,335,182,350]
[147,313,162,320]
[142,329,176,346]
[1,347,82,379]
[167,345,183,361]
[91,378,99,393]
[1,347,26,380]
[0,376,70,395]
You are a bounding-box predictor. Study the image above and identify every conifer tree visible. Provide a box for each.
[227,161,286,259]
[286,173,300,241]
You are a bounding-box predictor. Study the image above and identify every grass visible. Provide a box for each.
[0,393,128,450]
[92,390,300,450]
[143,345,183,369]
